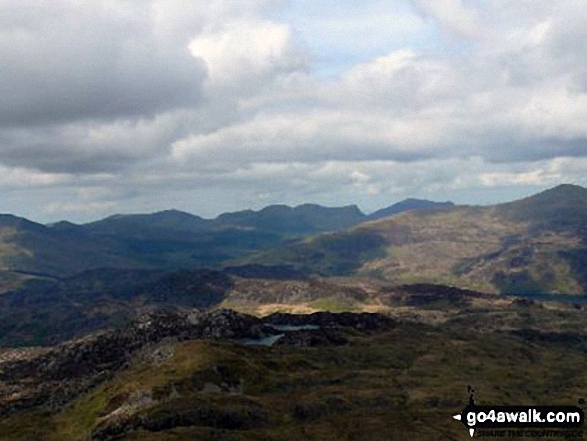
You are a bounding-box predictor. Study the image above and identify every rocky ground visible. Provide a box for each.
[1,292,587,440]
[0,308,395,425]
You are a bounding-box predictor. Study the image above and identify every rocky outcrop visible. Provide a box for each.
[0,308,264,416]
[0,308,396,420]
[1,309,264,381]
[273,329,348,347]
[264,311,396,332]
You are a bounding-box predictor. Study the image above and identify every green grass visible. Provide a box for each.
[307,298,360,312]
[242,204,587,295]
[5,316,587,440]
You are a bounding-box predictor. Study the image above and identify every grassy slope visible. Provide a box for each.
[0,269,234,347]
[241,201,587,294]
[361,207,585,294]
[3,315,587,440]
[0,220,140,277]
[238,228,390,277]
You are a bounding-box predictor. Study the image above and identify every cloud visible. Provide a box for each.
[0,0,586,221]
[410,0,483,38]
[172,0,587,171]
[0,0,307,174]
[0,109,197,172]
[0,0,207,127]
[189,19,307,93]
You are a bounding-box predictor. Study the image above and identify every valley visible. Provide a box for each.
[2,2,585,439]
[0,184,585,440]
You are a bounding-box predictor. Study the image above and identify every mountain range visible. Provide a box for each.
[0,198,454,283]
[1,185,587,440]
[0,185,585,296]
[241,184,587,294]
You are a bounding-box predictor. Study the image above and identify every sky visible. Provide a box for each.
[1,0,587,223]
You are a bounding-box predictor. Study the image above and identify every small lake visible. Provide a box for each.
[237,324,321,347]
[269,324,320,331]
[238,334,285,347]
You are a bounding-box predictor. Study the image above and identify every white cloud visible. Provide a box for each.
[44,200,119,215]
[189,20,306,93]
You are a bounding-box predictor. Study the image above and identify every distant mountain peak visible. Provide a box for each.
[149,209,204,220]
[47,220,80,230]
[0,214,46,231]
[368,198,455,220]
[215,203,366,234]
[499,183,587,209]
[537,183,587,198]
[496,183,587,228]
[551,183,586,190]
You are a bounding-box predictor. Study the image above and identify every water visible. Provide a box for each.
[237,324,321,346]
[269,324,320,331]
[238,334,285,347]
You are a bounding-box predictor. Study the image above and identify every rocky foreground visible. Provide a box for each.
[0,309,395,427]
[2,299,587,440]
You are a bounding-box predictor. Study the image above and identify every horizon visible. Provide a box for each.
[1,1,587,223]
[5,182,583,225]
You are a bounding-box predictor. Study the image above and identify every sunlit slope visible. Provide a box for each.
[244,185,587,294]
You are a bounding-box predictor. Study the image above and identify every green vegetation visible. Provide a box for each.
[307,297,359,312]
[240,228,388,276]
[0,269,233,346]
[3,312,587,440]
[241,186,587,295]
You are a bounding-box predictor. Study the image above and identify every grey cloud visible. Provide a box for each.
[479,137,587,164]
[0,1,206,127]
[0,108,196,173]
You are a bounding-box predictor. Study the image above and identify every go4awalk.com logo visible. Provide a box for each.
[452,387,585,438]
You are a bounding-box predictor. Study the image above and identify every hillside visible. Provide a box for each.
[0,199,452,283]
[215,204,365,234]
[368,198,454,220]
[243,185,587,295]
[0,262,493,347]
[2,297,587,440]
[0,268,235,346]
[0,215,138,278]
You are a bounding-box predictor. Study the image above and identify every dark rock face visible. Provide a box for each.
[379,283,492,308]
[274,329,348,347]
[264,311,396,332]
[1,309,263,382]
